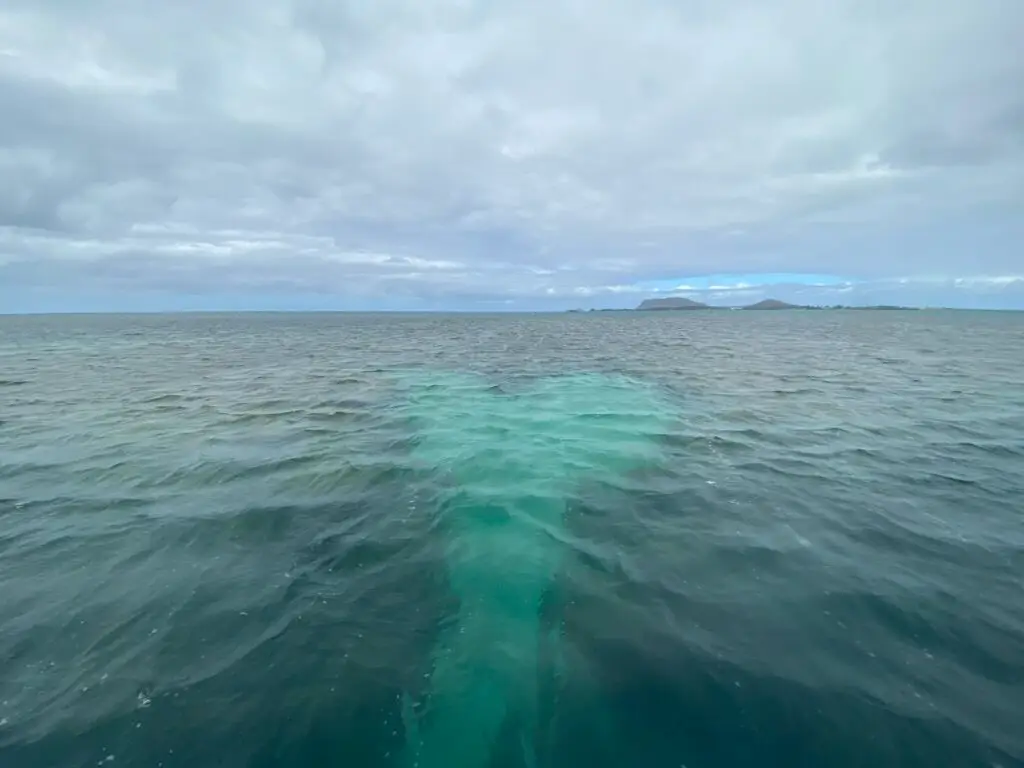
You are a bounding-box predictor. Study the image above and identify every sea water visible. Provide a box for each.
[1,310,1022,767]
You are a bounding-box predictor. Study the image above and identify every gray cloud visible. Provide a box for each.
[1,0,1023,309]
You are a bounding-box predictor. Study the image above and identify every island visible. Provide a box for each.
[635,297,711,310]
[742,299,801,310]
[633,297,918,311]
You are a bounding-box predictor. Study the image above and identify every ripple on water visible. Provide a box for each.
[0,310,1022,767]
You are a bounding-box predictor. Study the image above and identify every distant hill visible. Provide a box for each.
[635,296,919,312]
[636,297,711,310]
[847,304,917,311]
[742,299,803,310]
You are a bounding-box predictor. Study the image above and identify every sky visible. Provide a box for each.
[1,0,1023,313]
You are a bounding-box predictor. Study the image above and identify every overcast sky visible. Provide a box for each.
[1,0,1022,312]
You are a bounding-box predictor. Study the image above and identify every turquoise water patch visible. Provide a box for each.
[390,371,679,768]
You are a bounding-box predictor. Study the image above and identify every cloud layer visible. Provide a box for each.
[2,0,1023,310]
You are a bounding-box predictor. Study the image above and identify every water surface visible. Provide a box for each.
[1,310,1022,767]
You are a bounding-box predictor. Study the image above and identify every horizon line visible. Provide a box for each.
[2,306,1021,318]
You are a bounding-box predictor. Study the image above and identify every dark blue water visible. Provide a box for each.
[1,310,1022,767]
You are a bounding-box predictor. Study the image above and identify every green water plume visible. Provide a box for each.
[392,371,677,768]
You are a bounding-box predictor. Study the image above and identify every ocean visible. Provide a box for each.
[0,310,1022,768]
